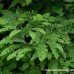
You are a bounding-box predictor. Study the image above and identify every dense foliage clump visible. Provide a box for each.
[0,0,74,74]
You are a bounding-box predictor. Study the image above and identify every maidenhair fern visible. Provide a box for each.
[0,0,74,74]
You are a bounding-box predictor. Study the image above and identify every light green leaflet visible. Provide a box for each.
[25,0,32,5]
[9,30,21,38]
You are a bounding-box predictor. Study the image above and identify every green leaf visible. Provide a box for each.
[47,41,59,59]
[48,16,56,22]
[39,62,45,70]
[34,28,45,35]
[31,52,37,61]
[36,14,44,21]
[0,37,13,48]
[65,60,70,67]
[58,39,65,43]
[0,25,16,33]
[29,31,36,40]
[33,16,38,21]
[7,50,20,61]
[47,52,52,60]
[9,30,21,38]
[16,54,24,61]
[36,44,48,61]
[23,63,29,70]
[50,47,59,59]
[52,60,58,74]
[70,63,74,68]
[43,13,50,19]
[0,45,13,57]
[33,14,44,21]
[52,6,63,14]
[19,63,29,71]
[55,43,66,59]
[25,0,32,5]
[9,0,26,8]
[61,34,70,44]
[16,47,32,60]
[29,61,35,66]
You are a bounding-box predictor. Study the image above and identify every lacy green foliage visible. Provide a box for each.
[0,0,74,74]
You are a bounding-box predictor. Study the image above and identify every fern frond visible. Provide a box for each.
[36,44,48,61]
